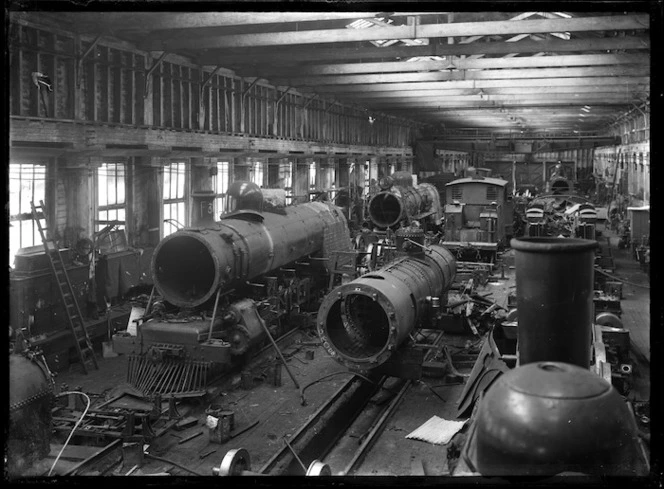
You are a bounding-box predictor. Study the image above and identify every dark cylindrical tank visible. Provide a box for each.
[152,201,349,308]
[511,237,597,368]
[468,361,643,476]
[367,183,440,229]
[8,352,55,477]
[317,245,456,371]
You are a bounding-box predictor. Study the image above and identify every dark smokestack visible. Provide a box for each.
[511,237,597,368]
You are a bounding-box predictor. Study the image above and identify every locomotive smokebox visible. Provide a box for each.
[152,202,350,308]
[318,245,455,371]
[368,183,441,229]
[467,361,643,476]
[511,237,597,368]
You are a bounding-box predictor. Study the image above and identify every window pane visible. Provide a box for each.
[99,170,108,206]
[9,163,46,266]
[98,162,126,230]
[309,161,316,188]
[163,170,172,199]
[117,209,125,228]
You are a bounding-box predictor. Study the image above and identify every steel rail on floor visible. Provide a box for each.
[259,330,446,475]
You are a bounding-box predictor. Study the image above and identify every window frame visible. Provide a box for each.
[214,160,232,217]
[9,162,47,266]
[162,161,189,237]
[96,161,127,232]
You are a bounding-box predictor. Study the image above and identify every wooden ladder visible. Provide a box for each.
[31,200,98,374]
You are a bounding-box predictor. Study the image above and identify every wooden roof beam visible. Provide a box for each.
[333,85,648,98]
[307,76,650,92]
[111,12,427,31]
[196,35,649,65]
[269,66,649,86]
[238,53,649,77]
[151,14,648,50]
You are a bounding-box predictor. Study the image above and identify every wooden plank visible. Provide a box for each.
[366,92,639,105]
[49,443,103,461]
[270,66,649,86]
[311,76,651,93]
[116,12,393,32]
[197,35,650,65]
[159,15,649,49]
[336,85,649,99]
[246,53,650,77]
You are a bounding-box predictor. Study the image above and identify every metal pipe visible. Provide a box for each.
[257,316,301,392]
[317,244,456,371]
[206,288,222,342]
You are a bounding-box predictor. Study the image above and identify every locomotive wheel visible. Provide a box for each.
[306,460,332,476]
[214,448,251,476]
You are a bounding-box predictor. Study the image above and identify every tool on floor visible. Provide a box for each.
[256,316,303,399]
[31,200,98,374]
[178,430,203,445]
[282,436,308,472]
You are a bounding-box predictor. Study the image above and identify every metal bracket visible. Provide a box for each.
[144,52,168,98]
[76,34,103,89]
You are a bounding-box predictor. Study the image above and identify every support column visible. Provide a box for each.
[293,157,312,204]
[57,155,98,248]
[319,157,336,191]
[267,158,281,188]
[337,158,350,189]
[234,156,251,181]
[130,156,164,247]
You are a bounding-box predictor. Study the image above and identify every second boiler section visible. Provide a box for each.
[317,233,456,372]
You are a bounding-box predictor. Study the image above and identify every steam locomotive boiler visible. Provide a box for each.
[366,171,443,232]
[317,227,456,375]
[113,182,353,396]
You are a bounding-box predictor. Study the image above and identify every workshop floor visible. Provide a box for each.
[43,226,650,477]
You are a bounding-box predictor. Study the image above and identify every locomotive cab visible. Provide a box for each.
[442,176,512,262]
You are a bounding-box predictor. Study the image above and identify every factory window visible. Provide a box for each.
[9,163,46,268]
[280,161,293,205]
[309,161,317,189]
[214,161,231,216]
[486,185,498,201]
[163,162,188,237]
[97,162,126,232]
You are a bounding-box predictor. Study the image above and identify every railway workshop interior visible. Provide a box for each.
[7,7,655,480]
